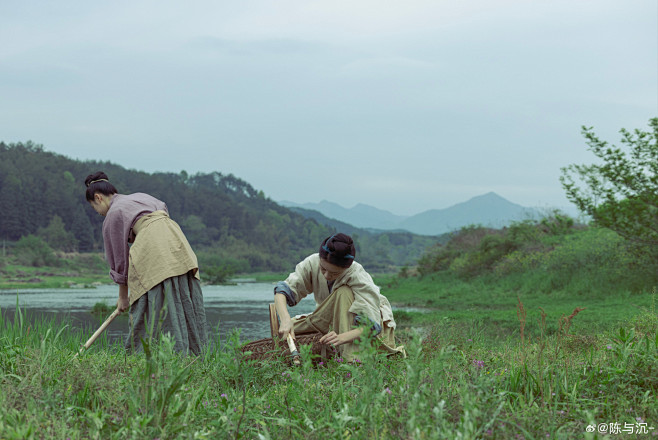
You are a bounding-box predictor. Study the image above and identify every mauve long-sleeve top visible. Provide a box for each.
[102,193,168,285]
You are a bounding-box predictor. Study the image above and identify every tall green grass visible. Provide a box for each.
[0,297,656,439]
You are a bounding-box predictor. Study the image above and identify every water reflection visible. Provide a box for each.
[0,283,317,343]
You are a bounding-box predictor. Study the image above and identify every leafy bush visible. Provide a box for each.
[67,253,107,273]
[12,235,60,267]
[493,248,547,276]
[91,301,113,316]
[197,251,250,284]
[416,213,595,282]
[417,226,497,276]
[561,118,658,248]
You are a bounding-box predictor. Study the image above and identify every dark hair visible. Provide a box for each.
[319,233,356,268]
[85,171,118,201]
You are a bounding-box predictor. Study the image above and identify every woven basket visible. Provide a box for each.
[241,332,336,364]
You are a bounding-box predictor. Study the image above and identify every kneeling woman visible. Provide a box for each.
[274,233,404,362]
[85,172,208,355]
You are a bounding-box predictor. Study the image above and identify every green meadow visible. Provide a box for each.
[1,220,657,439]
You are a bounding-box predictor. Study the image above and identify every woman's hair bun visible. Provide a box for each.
[319,233,356,268]
[84,171,118,201]
[84,171,110,188]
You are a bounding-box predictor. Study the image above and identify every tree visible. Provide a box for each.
[0,173,26,240]
[560,118,658,246]
[69,205,96,252]
[37,215,79,252]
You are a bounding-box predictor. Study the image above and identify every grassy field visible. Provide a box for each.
[0,270,656,439]
[378,272,657,340]
[1,221,657,439]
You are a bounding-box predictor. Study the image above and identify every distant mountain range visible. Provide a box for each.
[280,192,543,236]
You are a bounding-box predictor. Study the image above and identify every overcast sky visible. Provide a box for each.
[1,1,656,216]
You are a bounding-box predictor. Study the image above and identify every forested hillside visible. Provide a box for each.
[0,142,439,275]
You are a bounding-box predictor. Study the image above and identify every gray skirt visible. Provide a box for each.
[125,270,208,355]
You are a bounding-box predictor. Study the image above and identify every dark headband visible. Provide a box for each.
[319,234,356,268]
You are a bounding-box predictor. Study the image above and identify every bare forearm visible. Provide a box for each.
[341,328,364,344]
[274,293,295,338]
[117,285,129,312]
[274,293,291,322]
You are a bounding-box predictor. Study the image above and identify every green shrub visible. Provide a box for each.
[493,248,547,276]
[91,302,113,316]
[67,253,107,273]
[12,235,60,267]
[418,216,582,280]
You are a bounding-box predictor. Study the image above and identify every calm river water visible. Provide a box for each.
[0,283,318,344]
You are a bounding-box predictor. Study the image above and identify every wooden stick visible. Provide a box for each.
[287,333,301,366]
[269,303,279,347]
[75,308,121,357]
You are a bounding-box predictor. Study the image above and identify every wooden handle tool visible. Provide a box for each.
[287,333,301,366]
[75,308,121,358]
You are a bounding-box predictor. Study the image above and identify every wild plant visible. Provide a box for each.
[121,335,204,438]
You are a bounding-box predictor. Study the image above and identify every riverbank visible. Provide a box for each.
[0,260,296,290]
[0,263,109,290]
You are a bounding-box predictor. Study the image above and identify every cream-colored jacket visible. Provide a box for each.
[282,253,396,330]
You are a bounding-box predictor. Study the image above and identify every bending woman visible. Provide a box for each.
[274,233,404,362]
[85,171,208,355]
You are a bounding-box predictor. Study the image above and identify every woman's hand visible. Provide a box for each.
[278,317,296,341]
[320,328,364,346]
[117,285,130,313]
[117,296,129,312]
[320,331,349,346]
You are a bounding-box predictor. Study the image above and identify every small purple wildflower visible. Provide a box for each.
[606,345,613,350]
[385,387,392,395]
[221,393,227,399]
